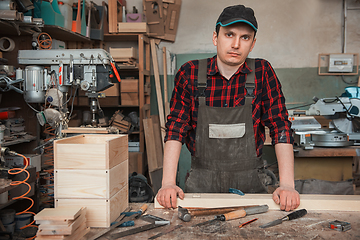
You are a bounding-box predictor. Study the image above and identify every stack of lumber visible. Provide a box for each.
[34,207,89,240]
[110,110,131,133]
[54,134,129,227]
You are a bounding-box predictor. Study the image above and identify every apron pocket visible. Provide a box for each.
[209,123,245,139]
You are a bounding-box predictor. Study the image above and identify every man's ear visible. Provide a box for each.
[250,37,257,52]
[212,31,218,46]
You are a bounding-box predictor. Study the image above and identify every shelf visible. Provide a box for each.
[104,33,143,41]
[43,25,91,42]
[0,20,42,36]
[2,135,36,147]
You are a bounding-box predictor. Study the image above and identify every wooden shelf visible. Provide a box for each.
[43,25,91,42]
[0,20,41,36]
[2,135,36,147]
[104,33,143,41]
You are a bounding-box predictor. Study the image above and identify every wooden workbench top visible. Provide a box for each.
[83,203,360,240]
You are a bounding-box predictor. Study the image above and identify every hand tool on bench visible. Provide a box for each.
[192,205,269,227]
[88,204,148,240]
[148,224,183,239]
[259,209,307,229]
[107,214,170,239]
[178,205,259,222]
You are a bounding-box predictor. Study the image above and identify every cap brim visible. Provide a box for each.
[217,19,257,32]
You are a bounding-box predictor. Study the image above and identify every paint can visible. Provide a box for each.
[15,213,32,230]
[0,209,15,225]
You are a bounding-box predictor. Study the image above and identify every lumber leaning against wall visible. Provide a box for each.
[154,193,360,212]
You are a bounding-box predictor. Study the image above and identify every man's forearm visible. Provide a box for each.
[274,143,295,188]
[161,140,183,186]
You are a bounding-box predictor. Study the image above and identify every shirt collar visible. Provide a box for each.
[208,55,253,76]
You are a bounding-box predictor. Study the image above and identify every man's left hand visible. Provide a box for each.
[272,186,300,211]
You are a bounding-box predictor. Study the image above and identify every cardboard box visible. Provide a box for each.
[121,79,138,93]
[121,92,139,105]
[54,134,128,169]
[5,154,42,172]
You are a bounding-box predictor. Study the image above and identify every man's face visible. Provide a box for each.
[213,23,256,67]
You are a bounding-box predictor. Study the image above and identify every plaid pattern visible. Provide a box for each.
[165,55,293,157]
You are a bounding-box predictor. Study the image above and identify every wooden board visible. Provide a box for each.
[55,184,128,228]
[61,127,110,134]
[55,160,128,199]
[150,39,166,145]
[118,22,148,33]
[37,210,86,235]
[54,134,128,169]
[35,222,90,240]
[121,79,139,93]
[154,193,360,212]
[35,206,84,222]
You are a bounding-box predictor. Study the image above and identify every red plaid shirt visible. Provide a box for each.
[165,56,293,157]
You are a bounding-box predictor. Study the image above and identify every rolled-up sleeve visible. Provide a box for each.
[260,61,294,145]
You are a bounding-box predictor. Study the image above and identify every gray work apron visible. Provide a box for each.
[185,58,268,193]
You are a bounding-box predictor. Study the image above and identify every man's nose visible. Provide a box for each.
[232,38,240,49]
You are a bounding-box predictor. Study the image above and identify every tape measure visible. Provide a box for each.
[329,220,351,232]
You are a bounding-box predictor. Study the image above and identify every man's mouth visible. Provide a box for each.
[228,52,240,57]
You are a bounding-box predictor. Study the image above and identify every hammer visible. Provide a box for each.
[178,205,260,222]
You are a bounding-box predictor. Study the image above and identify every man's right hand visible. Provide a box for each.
[156,184,184,209]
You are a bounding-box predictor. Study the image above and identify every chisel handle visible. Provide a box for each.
[140,204,148,214]
[221,209,246,221]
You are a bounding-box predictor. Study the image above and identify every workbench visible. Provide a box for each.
[83,203,360,240]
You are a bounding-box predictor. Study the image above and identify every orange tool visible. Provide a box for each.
[239,218,258,228]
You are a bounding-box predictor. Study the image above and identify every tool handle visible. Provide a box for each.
[220,209,246,221]
[286,209,307,221]
[110,61,121,82]
[140,204,148,214]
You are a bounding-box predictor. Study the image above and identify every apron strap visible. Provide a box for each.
[197,59,207,105]
[245,58,255,98]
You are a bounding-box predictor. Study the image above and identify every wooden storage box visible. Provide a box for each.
[99,83,120,97]
[121,92,139,105]
[55,185,128,227]
[118,22,148,33]
[55,160,128,199]
[54,134,128,169]
[109,47,138,61]
[121,79,138,93]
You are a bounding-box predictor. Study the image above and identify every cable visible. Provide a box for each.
[7,152,37,239]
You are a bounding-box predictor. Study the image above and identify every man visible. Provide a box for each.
[156,5,300,211]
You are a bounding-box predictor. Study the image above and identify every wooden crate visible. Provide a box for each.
[121,79,138,93]
[99,83,120,97]
[55,160,128,199]
[121,92,139,105]
[109,47,138,61]
[55,185,128,227]
[118,22,148,33]
[54,134,128,169]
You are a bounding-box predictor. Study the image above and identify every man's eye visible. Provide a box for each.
[226,33,233,37]
[242,36,249,40]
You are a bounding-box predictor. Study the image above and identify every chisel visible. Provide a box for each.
[259,209,307,228]
[193,205,269,227]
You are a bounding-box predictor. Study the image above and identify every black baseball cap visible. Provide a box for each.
[216,5,258,32]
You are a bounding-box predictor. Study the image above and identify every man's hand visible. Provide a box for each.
[272,186,300,211]
[156,184,184,209]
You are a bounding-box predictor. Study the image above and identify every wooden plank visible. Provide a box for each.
[55,160,128,199]
[118,22,148,33]
[35,206,83,221]
[151,115,164,168]
[162,47,170,118]
[35,222,90,240]
[150,39,166,146]
[61,127,110,134]
[154,193,360,212]
[143,118,159,173]
[108,0,118,33]
[37,210,86,235]
[295,146,357,157]
[56,185,128,227]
